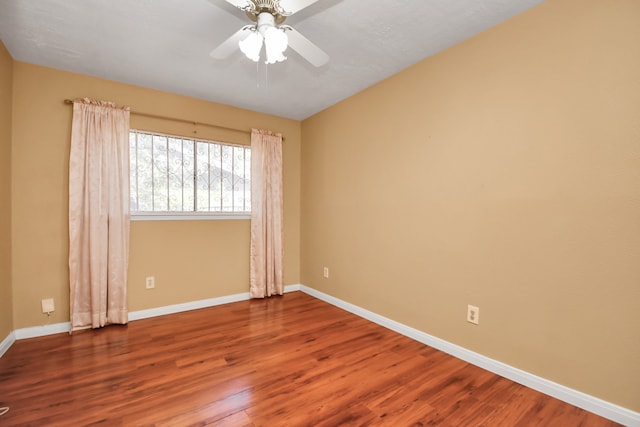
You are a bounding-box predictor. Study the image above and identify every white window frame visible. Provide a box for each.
[129,129,251,221]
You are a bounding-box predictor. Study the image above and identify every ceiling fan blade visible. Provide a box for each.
[210,26,253,59]
[278,0,321,15]
[223,0,253,10]
[285,27,329,67]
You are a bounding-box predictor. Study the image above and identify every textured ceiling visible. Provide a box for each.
[0,0,544,120]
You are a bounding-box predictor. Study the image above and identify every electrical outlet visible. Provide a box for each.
[323,267,329,279]
[41,298,55,314]
[145,276,155,289]
[467,304,479,325]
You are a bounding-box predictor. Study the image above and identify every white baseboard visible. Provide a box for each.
[3,284,303,349]
[14,322,71,340]
[128,292,251,321]
[299,285,640,427]
[0,331,15,358]
[128,284,300,321]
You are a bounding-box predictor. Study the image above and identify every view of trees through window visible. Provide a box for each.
[129,130,251,214]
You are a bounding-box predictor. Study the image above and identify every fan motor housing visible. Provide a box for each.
[245,0,287,25]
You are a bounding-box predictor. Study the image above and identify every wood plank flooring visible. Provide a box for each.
[0,291,620,426]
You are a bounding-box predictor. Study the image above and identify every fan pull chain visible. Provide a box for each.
[256,59,260,88]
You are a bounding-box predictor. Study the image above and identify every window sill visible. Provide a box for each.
[131,213,251,221]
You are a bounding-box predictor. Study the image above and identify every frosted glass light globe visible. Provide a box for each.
[239,32,264,62]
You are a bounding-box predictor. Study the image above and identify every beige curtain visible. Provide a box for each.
[69,98,131,331]
[250,129,284,298]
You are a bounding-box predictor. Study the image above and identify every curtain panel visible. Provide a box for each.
[250,129,284,298]
[68,98,131,331]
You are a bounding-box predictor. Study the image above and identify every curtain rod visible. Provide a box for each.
[63,99,257,137]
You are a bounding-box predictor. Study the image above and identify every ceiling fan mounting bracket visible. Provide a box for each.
[244,0,288,25]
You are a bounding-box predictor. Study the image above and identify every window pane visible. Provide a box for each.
[129,129,250,216]
[221,145,233,212]
[210,144,222,212]
[136,133,154,211]
[245,147,251,212]
[233,146,245,212]
[129,132,138,211]
[196,141,210,212]
[183,139,195,211]
[167,137,183,212]
[152,135,168,210]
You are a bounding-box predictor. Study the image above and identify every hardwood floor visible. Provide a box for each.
[0,291,620,426]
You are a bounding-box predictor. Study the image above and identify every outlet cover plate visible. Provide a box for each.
[145,276,155,289]
[467,304,479,325]
[42,298,55,313]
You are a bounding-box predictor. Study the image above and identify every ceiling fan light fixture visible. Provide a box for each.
[214,0,328,67]
[264,26,287,64]
[239,31,263,62]
[237,11,288,65]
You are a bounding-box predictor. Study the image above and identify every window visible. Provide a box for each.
[129,130,251,219]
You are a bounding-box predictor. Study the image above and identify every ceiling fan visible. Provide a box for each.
[210,0,329,67]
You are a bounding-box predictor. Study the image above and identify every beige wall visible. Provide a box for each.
[3,0,639,415]
[11,62,300,328]
[0,41,13,339]
[301,0,640,412]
